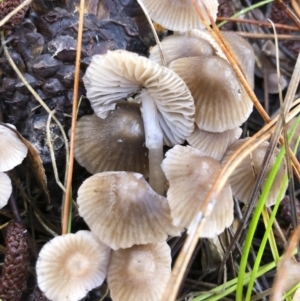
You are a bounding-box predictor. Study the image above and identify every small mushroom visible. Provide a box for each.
[221,31,255,89]
[149,34,214,66]
[107,242,171,301]
[0,172,12,209]
[0,124,28,172]
[187,126,242,161]
[77,171,181,250]
[73,102,148,176]
[162,145,233,237]
[36,230,111,301]
[221,138,287,206]
[83,50,195,194]
[138,0,219,31]
[169,55,253,132]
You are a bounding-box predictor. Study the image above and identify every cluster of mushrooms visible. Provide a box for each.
[35,1,288,301]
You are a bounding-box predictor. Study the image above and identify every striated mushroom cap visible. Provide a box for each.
[187,126,242,161]
[83,50,195,146]
[139,0,219,31]
[73,102,148,176]
[36,231,111,301]
[149,34,214,66]
[107,242,171,301]
[170,56,253,132]
[162,145,233,237]
[221,31,255,89]
[77,171,181,250]
[221,138,287,206]
[0,172,12,209]
[0,124,28,172]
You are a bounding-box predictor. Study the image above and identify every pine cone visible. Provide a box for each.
[27,285,49,301]
[0,0,30,32]
[0,221,29,301]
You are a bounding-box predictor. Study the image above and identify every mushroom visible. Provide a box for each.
[73,102,148,176]
[149,34,214,66]
[0,172,12,209]
[187,126,242,161]
[221,31,255,89]
[83,50,195,194]
[107,242,171,301]
[36,230,111,301]
[169,55,253,132]
[138,0,219,31]
[221,138,287,206]
[0,123,28,172]
[162,145,233,237]
[77,171,181,250]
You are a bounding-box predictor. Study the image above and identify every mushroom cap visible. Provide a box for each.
[139,0,219,31]
[149,34,214,66]
[36,230,111,301]
[77,171,181,250]
[0,172,12,209]
[83,50,195,146]
[221,32,255,89]
[107,242,171,301]
[187,126,242,160]
[73,102,148,176]
[221,138,287,206]
[162,145,233,237]
[0,124,28,172]
[169,56,253,132]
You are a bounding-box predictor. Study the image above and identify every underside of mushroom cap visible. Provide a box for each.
[36,231,111,301]
[107,242,171,301]
[162,145,233,237]
[221,138,287,206]
[77,171,181,250]
[139,0,219,31]
[187,126,242,160]
[169,56,253,132]
[73,102,148,176]
[0,124,28,172]
[0,172,12,209]
[83,50,195,146]
[149,35,214,66]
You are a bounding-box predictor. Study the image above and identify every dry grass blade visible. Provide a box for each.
[62,0,85,235]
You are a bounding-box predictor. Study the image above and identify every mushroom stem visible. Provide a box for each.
[141,90,165,194]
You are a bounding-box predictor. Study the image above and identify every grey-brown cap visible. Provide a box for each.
[139,0,219,31]
[162,145,233,237]
[83,50,195,146]
[187,126,242,161]
[73,102,148,176]
[170,56,253,132]
[149,34,214,66]
[36,231,111,301]
[221,31,255,89]
[77,172,181,250]
[0,172,12,209]
[107,242,171,301]
[0,124,28,172]
[221,138,287,206]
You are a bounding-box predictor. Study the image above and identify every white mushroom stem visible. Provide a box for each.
[141,90,165,194]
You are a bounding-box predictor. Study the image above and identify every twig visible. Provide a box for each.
[0,0,32,28]
[236,31,300,40]
[62,0,85,235]
[217,17,300,31]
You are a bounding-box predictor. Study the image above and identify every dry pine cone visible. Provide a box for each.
[0,221,29,301]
